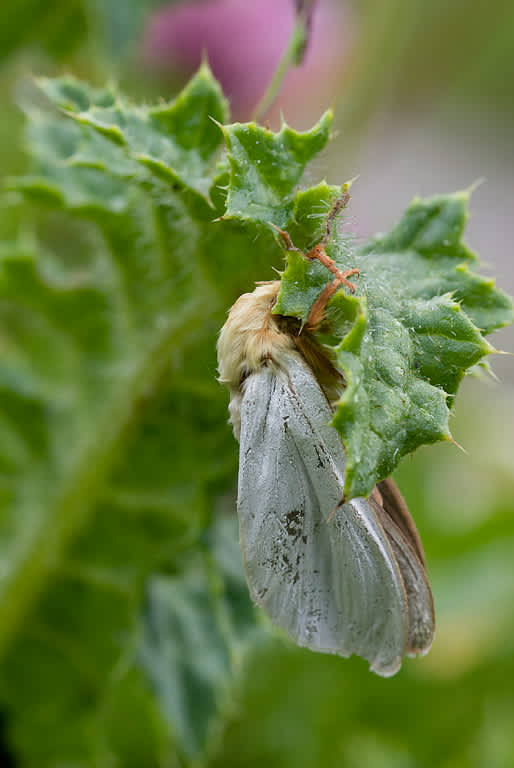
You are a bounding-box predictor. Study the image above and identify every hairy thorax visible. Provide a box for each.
[217,282,343,438]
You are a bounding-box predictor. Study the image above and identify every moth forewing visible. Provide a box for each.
[217,282,435,676]
[237,353,409,676]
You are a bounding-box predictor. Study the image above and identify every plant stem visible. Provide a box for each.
[253,17,307,123]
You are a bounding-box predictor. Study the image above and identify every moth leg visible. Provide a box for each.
[270,191,360,327]
[307,269,360,328]
[303,191,359,306]
[337,268,360,290]
[306,244,360,287]
[271,223,360,296]
[308,278,341,328]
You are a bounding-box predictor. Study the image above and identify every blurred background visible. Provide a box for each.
[0,1,513,766]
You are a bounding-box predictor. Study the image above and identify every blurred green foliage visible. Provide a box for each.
[0,65,269,766]
[0,1,513,767]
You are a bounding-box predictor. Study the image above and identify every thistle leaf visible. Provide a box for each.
[0,68,264,765]
[220,113,512,498]
[276,192,513,498]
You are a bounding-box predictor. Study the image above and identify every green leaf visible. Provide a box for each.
[218,114,512,501]
[0,70,269,766]
[0,208,206,765]
[275,191,513,498]
[222,111,333,228]
[36,64,229,207]
[36,76,118,113]
[140,516,260,761]
[142,571,231,760]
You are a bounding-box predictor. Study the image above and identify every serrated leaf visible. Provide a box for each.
[360,192,513,335]
[0,70,270,766]
[36,76,118,112]
[222,111,333,228]
[275,191,513,498]
[218,114,512,500]
[0,216,208,766]
[37,64,228,204]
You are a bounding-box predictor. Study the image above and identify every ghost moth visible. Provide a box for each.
[217,199,434,676]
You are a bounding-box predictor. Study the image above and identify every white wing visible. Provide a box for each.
[237,352,409,676]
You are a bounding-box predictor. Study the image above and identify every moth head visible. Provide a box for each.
[217,281,294,439]
[217,281,344,438]
[217,281,293,386]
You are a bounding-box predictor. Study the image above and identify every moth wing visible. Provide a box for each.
[377,478,427,566]
[374,479,435,655]
[237,353,409,676]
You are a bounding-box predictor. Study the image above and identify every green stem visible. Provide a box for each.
[253,18,307,122]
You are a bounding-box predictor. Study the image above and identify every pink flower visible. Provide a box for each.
[142,0,352,126]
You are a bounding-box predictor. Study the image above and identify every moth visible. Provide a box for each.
[217,204,434,676]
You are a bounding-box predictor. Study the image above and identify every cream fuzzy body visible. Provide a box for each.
[217,282,298,439]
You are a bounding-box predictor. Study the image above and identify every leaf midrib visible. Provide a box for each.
[0,294,206,658]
